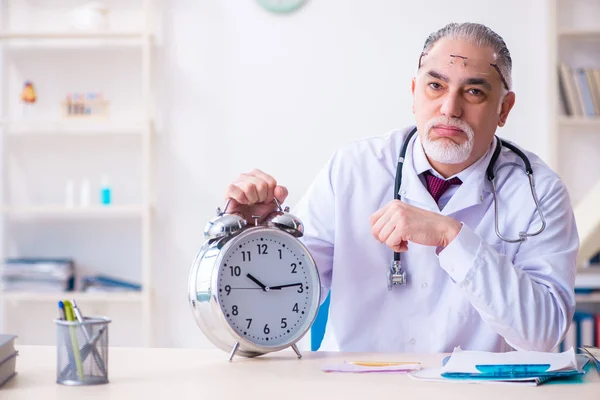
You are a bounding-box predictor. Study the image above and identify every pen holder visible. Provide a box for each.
[55,316,111,386]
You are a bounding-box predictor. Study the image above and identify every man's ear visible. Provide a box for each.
[498,91,516,127]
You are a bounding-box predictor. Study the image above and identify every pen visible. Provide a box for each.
[63,300,85,381]
[348,361,420,367]
[71,300,107,377]
[58,301,77,379]
[58,300,67,320]
[60,326,107,379]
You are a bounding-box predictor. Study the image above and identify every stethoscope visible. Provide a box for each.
[388,127,547,289]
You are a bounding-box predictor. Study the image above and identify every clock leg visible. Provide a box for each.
[228,342,240,362]
[292,344,302,359]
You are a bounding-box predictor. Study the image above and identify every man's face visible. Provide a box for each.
[411,38,515,166]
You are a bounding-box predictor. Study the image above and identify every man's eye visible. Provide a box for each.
[428,82,442,90]
[467,88,485,96]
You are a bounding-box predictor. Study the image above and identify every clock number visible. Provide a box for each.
[280,318,287,329]
[297,283,304,293]
[232,305,239,316]
[292,303,299,313]
[229,266,241,277]
[263,324,270,334]
[246,318,252,329]
[242,251,251,262]
[224,285,231,295]
[290,263,297,273]
[257,244,268,255]
[278,249,282,259]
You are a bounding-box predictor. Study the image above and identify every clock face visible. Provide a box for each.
[256,0,308,14]
[217,229,320,348]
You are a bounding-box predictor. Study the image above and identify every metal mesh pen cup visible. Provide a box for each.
[55,316,111,386]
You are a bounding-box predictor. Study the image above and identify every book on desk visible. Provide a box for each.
[0,334,17,388]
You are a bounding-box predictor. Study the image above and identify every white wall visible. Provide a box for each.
[156,0,552,348]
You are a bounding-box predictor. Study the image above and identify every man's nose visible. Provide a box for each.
[439,91,463,118]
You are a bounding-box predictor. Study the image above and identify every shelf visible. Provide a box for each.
[1,291,145,303]
[1,120,146,137]
[2,205,148,219]
[575,293,600,303]
[0,31,150,50]
[0,31,145,39]
[558,29,600,39]
[558,117,600,128]
[575,268,600,289]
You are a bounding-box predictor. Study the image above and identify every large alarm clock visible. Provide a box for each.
[188,199,321,361]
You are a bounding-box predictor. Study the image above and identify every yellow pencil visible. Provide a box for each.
[64,300,85,381]
[348,361,420,367]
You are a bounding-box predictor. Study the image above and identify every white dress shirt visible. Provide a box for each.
[294,126,578,353]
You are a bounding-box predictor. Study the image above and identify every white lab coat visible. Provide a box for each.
[294,126,578,353]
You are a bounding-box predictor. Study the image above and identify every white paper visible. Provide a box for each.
[442,346,579,374]
[409,367,540,386]
[322,362,421,373]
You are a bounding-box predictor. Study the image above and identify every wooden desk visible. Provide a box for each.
[3,346,599,399]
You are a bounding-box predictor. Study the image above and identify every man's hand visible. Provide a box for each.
[369,200,462,253]
[224,169,288,222]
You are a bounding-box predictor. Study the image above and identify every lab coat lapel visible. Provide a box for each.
[441,139,498,216]
[398,136,439,212]
[440,173,487,216]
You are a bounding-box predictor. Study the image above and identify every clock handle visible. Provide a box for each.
[220,197,285,216]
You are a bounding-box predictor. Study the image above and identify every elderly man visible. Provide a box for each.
[224,22,578,353]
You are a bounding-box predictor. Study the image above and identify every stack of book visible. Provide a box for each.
[0,335,17,388]
[2,258,74,292]
[558,63,600,117]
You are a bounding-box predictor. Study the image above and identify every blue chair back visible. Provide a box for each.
[310,292,331,351]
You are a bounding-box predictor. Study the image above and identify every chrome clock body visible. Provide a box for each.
[189,202,321,360]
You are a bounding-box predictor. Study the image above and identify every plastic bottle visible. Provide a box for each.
[100,175,112,205]
[80,178,90,207]
[65,179,75,208]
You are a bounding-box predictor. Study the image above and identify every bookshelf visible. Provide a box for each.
[1,290,144,303]
[550,0,600,312]
[0,1,156,347]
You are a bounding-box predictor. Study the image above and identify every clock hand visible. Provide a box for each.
[245,273,281,291]
[269,282,302,290]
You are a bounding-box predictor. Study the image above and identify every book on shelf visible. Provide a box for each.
[557,312,600,353]
[2,258,74,292]
[558,63,600,118]
[0,334,17,388]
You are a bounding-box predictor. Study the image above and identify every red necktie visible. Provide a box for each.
[424,171,462,202]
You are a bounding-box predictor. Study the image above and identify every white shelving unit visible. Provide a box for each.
[549,0,600,308]
[0,1,155,346]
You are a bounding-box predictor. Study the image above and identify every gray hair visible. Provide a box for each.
[422,22,512,90]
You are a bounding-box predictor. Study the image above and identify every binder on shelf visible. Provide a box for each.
[81,274,141,292]
[2,258,74,292]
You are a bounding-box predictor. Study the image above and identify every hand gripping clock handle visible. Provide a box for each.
[220,197,284,216]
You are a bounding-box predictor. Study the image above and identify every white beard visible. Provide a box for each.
[421,117,475,164]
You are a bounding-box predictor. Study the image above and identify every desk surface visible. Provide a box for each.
[3,346,599,399]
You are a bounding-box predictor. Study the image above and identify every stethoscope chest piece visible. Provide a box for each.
[388,260,406,290]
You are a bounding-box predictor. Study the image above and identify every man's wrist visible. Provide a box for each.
[440,218,462,250]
